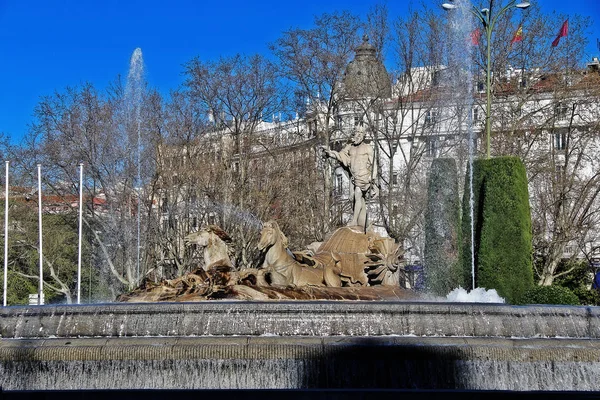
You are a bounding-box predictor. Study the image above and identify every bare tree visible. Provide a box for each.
[8,79,161,295]
[271,11,362,234]
[482,9,597,285]
[183,54,283,265]
[368,6,450,259]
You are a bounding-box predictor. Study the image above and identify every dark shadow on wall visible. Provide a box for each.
[299,337,461,389]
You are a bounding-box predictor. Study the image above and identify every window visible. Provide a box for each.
[207,214,216,225]
[392,172,398,186]
[309,120,319,135]
[161,197,168,214]
[425,110,438,127]
[472,107,480,122]
[555,103,569,121]
[426,138,438,158]
[564,245,576,256]
[336,115,343,128]
[334,174,344,196]
[519,77,527,88]
[477,81,485,92]
[432,70,440,87]
[554,130,567,151]
[354,116,361,126]
[192,217,198,229]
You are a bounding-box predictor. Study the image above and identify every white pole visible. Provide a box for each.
[37,164,43,306]
[77,163,83,304]
[3,161,8,307]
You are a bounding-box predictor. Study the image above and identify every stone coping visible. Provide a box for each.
[1,301,599,339]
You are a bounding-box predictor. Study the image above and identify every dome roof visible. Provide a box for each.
[342,35,392,99]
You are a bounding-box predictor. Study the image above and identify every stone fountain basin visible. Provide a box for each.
[1,301,600,391]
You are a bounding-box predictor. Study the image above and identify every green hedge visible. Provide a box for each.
[552,259,600,305]
[462,156,534,303]
[572,288,600,306]
[0,271,37,306]
[424,158,462,295]
[518,285,580,305]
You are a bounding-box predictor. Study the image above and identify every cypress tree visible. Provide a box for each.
[462,156,534,303]
[424,158,462,295]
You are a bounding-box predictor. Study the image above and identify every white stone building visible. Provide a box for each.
[156,38,600,274]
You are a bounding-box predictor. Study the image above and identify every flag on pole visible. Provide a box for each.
[511,25,523,45]
[470,28,481,46]
[552,19,568,47]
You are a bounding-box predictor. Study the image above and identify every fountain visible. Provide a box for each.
[125,47,145,285]
[3,208,599,390]
[1,17,600,395]
[1,217,600,391]
[1,301,600,390]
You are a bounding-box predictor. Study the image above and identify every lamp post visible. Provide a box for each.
[442,0,530,158]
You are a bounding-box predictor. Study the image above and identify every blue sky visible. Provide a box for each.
[0,0,598,143]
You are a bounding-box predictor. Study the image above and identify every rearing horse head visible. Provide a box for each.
[185,225,232,247]
[257,220,288,252]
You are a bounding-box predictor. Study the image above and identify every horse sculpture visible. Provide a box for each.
[120,222,404,301]
[184,225,234,271]
[257,220,342,287]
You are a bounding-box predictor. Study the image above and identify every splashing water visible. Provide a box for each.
[126,48,145,283]
[207,201,262,231]
[446,287,506,303]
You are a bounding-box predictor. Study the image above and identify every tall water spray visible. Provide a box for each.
[445,0,477,288]
[126,48,144,283]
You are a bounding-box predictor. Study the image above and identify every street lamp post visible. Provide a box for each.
[442,0,530,158]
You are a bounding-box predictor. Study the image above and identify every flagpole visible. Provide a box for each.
[566,20,570,83]
[37,164,43,306]
[77,163,83,305]
[3,161,8,307]
[520,23,525,90]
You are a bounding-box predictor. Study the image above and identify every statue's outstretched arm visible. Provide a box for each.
[335,144,352,167]
[322,145,351,168]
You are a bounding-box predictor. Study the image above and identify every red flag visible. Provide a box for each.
[511,25,523,45]
[551,19,568,47]
[470,28,481,46]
